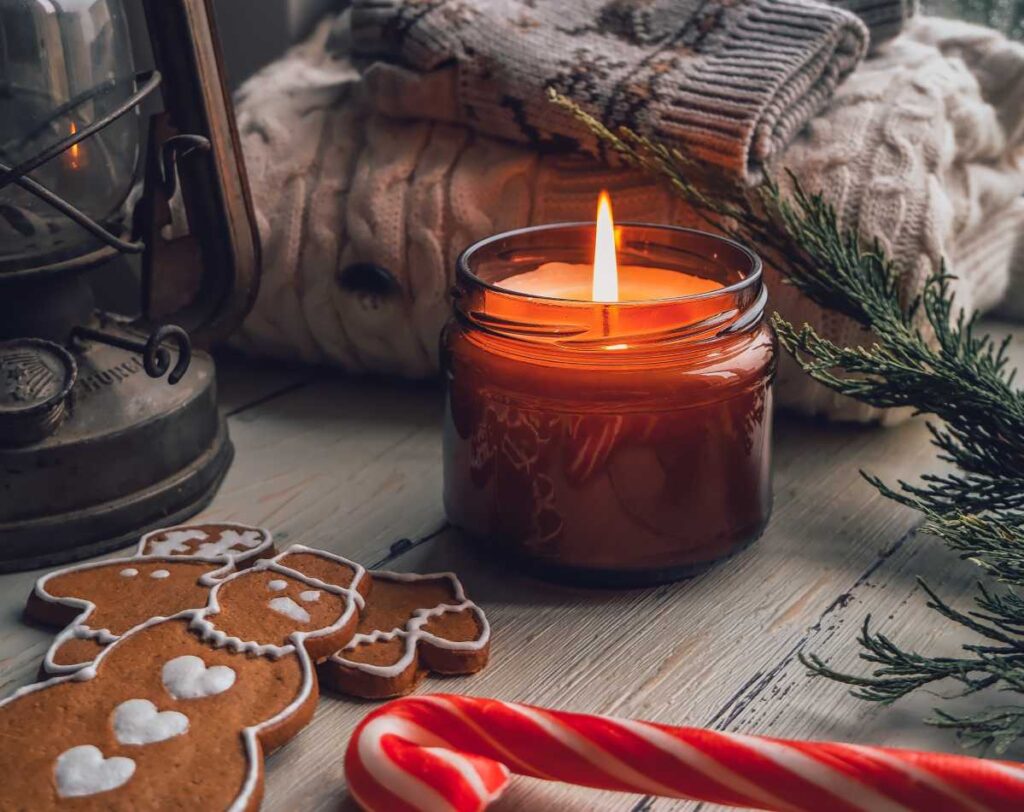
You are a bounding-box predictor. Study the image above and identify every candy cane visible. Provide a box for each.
[345,694,1024,812]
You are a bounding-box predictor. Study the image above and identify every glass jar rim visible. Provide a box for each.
[456,221,763,307]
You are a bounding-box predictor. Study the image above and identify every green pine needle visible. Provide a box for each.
[553,91,1024,753]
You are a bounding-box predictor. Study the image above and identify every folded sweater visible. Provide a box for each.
[233,13,1024,422]
[351,0,870,182]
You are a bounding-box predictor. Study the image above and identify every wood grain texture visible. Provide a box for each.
[0,322,1021,811]
[259,412,948,811]
[213,348,317,415]
[196,374,447,562]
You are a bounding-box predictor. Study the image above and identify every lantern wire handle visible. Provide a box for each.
[0,71,162,193]
[71,323,192,385]
[0,71,163,255]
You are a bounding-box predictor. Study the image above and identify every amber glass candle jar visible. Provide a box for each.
[442,223,776,587]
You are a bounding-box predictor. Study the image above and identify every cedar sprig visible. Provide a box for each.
[553,91,1024,752]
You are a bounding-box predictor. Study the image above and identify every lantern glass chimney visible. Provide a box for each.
[0,0,140,270]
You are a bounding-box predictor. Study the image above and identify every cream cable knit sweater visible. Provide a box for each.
[233,14,1024,422]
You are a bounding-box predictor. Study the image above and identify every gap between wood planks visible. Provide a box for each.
[318,513,924,812]
[224,377,317,418]
[369,522,453,570]
[365,516,928,812]
[677,520,926,812]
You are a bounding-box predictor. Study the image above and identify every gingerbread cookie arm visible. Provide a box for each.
[29,554,238,677]
[321,571,490,699]
[2,544,367,810]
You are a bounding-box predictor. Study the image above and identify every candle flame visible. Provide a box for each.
[68,122,81,170]
[592,191,619,303]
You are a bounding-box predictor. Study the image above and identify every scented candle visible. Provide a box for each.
[442,203,775,587]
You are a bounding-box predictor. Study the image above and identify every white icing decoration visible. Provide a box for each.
[35,551,245,678]
[119,568,138,577]
[195,529,264,558]
[162,655,236,699]
[269,596,311,624]
[76,627,118,645]
[190,545,366,657]
[55,745,135,798]
[136,523,274,567]
[144,529,208,557]
[266,579,287,592]
[113,699,189,745]
[150,569,170,579]
[331,571,490,680]
[299,590,321,602]
[6,541,367,812]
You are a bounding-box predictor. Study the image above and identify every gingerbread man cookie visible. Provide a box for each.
[320,570,489,699]
[1,545,368,810]
[26,523,275,676]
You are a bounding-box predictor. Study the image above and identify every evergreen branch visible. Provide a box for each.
[554,92,1024,751]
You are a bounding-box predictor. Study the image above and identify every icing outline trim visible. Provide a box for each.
[189,545,368,659]
[136,523,274,564]
[35,554,241,677]
[5,542,365,812]
[328,570,490,679]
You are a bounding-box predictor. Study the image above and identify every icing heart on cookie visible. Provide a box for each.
[162,655,236,700]
[55,745,135,798]
[113,699,188,745]
[6,538,370,809]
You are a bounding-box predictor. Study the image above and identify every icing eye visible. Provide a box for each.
[267,579,287,592]
[299,590,321,603]
[119,568,138,577]
[150,570,170,580]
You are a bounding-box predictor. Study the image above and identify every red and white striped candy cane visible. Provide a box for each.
[345,694,1024,812]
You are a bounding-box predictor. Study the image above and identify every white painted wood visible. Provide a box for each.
[197,374,447,561]
[0,372,445,701]
[0,320,1020,812]
[213,348,317,415]
[258,412,954,811]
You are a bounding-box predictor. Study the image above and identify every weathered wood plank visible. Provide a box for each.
[1,321,1020,812]
[261,411,951,811]
[674,318,1024,811]
[197,375,447,560]
[259,323,1024,809]
[675,536,1019,812]
[0,372,447,700]
[213,348,318,415]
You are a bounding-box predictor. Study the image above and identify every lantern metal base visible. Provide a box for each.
[0,341,232,573]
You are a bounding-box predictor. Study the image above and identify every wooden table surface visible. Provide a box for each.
[3,322,1023,810]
